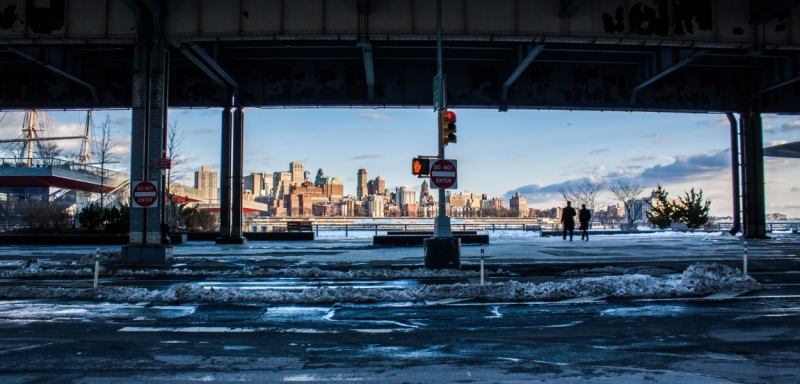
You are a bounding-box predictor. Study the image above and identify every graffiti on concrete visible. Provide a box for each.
[0,4,18,30]
[602,0,713,36]
[25,0,65,34]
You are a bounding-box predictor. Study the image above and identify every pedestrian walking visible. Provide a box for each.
[561,201,577,241]
[579,204,591,241]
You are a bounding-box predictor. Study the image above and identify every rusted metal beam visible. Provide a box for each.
[170,41,228,90]
[752,75,800,96]
[5,47,99,104]
[187,44,240,91]
[750,0,800,25]
[629,50,708,105]
[501,45,545,103]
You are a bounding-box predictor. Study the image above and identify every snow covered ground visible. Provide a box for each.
[0,231,791,303]
[0,264,760,303]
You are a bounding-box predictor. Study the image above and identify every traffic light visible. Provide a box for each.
[411,157,430,176]
[440,109,457,147]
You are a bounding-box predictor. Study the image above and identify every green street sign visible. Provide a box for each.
[433,75,441,111]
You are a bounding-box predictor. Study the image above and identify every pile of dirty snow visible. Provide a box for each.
[0,264,760,304]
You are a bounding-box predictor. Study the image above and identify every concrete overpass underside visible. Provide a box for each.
[0,0,800,112]
[1,0,793,261]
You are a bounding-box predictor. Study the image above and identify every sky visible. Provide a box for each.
[1,108,799,218]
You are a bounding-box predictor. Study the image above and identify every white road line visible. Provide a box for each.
[558,296,608,304]
[119,327,256,333]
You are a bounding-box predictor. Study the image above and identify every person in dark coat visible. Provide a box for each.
[579,204,591,241]
[561,201,577,241]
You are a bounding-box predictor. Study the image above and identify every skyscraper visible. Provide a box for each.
[357,169,367,200]
[194,165,218,202]
[375,176,385,195]
[397,186,417,210]
[244,172,268,196]
[510,192,527,217]
[290,162,304,185]
[272,171,292,198]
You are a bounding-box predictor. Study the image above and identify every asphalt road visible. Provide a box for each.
[1,283,799,383]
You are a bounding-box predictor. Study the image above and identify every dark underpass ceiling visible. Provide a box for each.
[1,0,800,113]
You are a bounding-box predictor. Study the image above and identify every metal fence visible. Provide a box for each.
[246,221,800,237]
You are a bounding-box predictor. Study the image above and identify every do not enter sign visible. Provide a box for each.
[132,181,159,208]
[430,159,457,189]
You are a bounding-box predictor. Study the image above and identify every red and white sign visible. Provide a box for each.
[131,181,159,208]
[157,158,172,169]
[430,159,457,189]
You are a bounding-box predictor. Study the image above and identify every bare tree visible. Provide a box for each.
[35,141,63,164]
[92,114,121,207]
[557,177,607,212]
[609,179,645,225]
[163,121,189,230]
[165,120,188,196]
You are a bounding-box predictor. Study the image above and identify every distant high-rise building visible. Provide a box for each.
[314,169,325,186]
[510,192,527,217]
[194,165,218,202]
[368,176,385,196]
[397,186,417,211]
[272,171,292,198]
[420,180,431,204]
[367,195,385,217]
[290,162,304,185]
[244,172,271,196]
[357,169,367,200]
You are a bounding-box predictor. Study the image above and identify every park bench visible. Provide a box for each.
[287,221,313,232]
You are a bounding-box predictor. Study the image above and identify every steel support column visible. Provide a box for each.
[739,112,768,238]
[128,41,169,246]
[120,0,173,265]
[217,103,233,242]
[230,105,246,243]
[726,113,742,236]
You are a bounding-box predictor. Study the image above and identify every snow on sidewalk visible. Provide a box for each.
[0,264,759,304]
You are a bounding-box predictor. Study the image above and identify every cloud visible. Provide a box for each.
[695,117,728,127]
[503,177,607,205]
[110,114,131,127]
[781,120,800,131]
[653,137,669,144]
[768,140,789,147]
[791,186,800,193]
[763,125,775,134]
[358,112,391,121]
[589,148,609,155]
[639,149,730,184]
[351,154,384,160]
[192,127,217,135]
[628,153,658,162]
[592,165,606,175]
[502,181,574,204]
[639,133,658,138]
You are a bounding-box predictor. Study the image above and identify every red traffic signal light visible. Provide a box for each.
[440,109,457,147]
[411,157,430,176]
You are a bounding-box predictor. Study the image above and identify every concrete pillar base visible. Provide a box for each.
[121,244,174,266]
[424,237,461,270]
[215,237,248,245]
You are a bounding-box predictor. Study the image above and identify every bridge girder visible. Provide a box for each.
[0,0,799,113]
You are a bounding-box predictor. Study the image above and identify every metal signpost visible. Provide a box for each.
[423,0,461,269]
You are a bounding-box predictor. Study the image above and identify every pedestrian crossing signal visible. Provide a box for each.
[411,157,430,176]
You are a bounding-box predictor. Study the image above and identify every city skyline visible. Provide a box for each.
[1,108,798,217]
